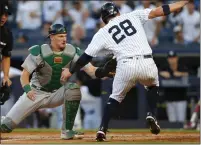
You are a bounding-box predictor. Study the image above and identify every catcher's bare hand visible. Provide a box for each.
[27,90,36,101]
[61,68,72,83]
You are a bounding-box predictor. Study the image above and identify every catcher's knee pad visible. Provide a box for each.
[0,116,14,133]
[65,88,81,101]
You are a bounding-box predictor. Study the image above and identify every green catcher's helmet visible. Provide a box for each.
[47,24,67,38]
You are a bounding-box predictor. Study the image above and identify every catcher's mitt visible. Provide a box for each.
[95,57,117,78]
[0,83,11,105]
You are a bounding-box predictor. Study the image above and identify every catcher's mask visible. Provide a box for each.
[101,2,119,24]
[47,24,67,38]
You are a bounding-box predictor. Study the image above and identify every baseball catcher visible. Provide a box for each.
[0,24,111,139]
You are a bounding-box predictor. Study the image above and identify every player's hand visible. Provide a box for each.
[61,68,72,83]
[27,90,36,101]
[2,76,12,87]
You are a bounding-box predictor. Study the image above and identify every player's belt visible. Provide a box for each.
[127,55,152,59]
[31,84,57,93]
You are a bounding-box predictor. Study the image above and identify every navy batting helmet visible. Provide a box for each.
[47,24,67,38]
[101,2,119,24]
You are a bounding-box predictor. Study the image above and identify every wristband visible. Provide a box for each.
[23,84,31,93]
[162,4,170,16]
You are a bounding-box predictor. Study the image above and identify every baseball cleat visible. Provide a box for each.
[0,116,12,133]
[61,130,84,140]
[96,131,106,142]
[146,113,160,135]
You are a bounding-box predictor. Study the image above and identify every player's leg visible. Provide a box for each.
[139,58,160,135]
[96,63,136,141]
[166,101,177,122]
[190,100,200,128]
[0,89,49,133]
[176,100,187,123]
[44,86,83,139]
[185,100,200,129]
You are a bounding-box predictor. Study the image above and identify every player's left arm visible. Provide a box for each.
[82,63,98,79]
[148,1,190,19]
[70,31,105,74]
[61,31,105,81]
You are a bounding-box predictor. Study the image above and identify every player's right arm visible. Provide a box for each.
[20,69,35,101]
[21,45,40,101]
[148,1,189,19]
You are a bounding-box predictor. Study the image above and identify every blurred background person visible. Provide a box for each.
[160,51,189,123]
[42,1,63,25]
[184,99,200,130]
[15,32,28,44]
[70,24,86,49]
[169,1,200,44]
[16,0,42,30]
[173,25,184,44]
[42,1,64,36]
[135,1,163,47]
[67,1,95,30]
[113,0,132,14]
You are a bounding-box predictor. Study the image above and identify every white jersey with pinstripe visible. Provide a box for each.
[85,8,159,102]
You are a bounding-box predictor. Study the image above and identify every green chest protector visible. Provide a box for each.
[29,44,80,91]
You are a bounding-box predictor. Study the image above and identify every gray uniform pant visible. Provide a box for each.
[5,86,81,129]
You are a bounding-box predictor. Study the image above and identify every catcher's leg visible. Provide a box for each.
[41,86,83,140]
[0,90,47,133]
[61,87,83,140]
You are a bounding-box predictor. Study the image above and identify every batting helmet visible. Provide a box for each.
[47,24,67,38]
[101,2,119,24]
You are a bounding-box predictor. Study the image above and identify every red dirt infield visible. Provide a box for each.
[0,129,200,144]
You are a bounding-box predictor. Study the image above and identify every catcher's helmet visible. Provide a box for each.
[101,2,119,24]
[47,24,67,38]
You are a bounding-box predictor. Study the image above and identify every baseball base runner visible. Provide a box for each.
[61,1,191,141]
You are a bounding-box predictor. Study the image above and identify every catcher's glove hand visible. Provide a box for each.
[95,57,117,78]
[0,83,11,105]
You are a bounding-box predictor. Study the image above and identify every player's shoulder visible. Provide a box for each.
[65,43,79,54]
[92,28,105,38]
[28,45,41,56]
[66,43,76,49]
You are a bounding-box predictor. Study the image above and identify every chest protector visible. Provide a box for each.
[36,44,76,91]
